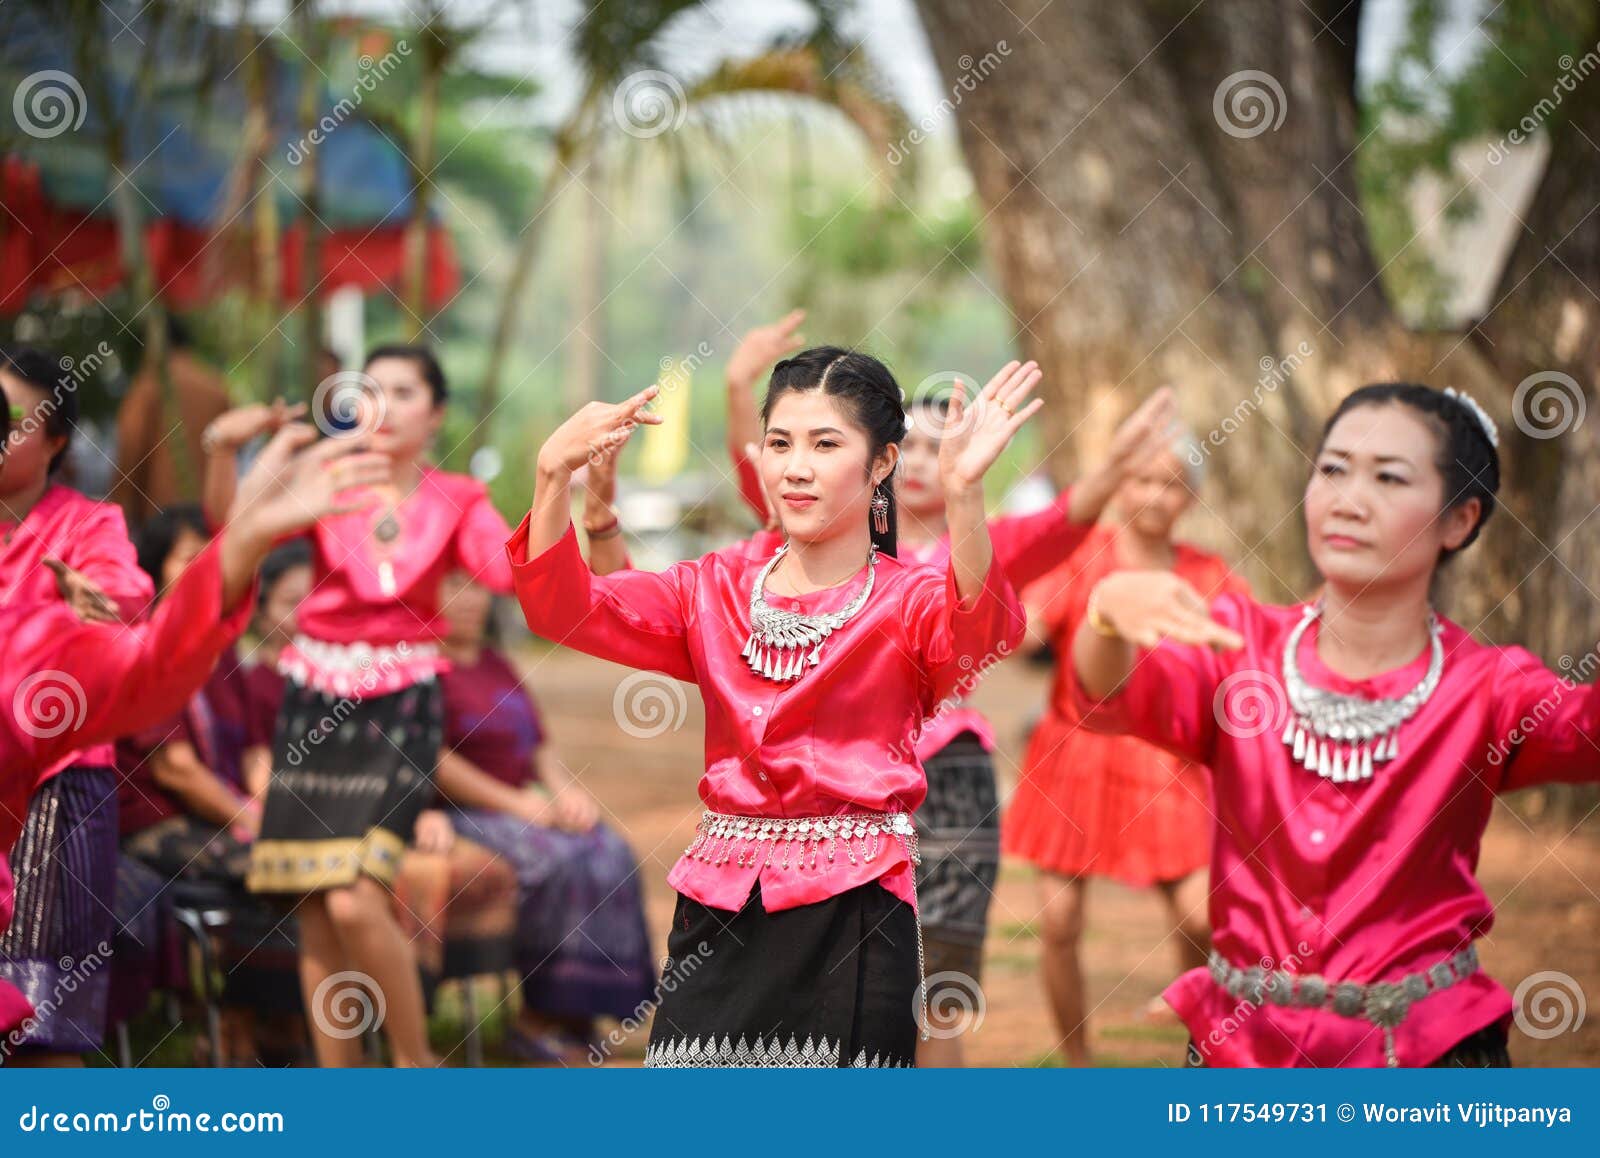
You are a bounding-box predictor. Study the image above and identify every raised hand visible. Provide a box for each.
[1069,386,1181,523]
[1089,570,1244,651]
[204,398,308,456]
[537,385,662,478]
[226,423,393,542]
[938,360,1046,492]
[1105,386,1178,476]
[727,310,806,393]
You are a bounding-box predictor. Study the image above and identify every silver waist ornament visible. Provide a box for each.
[1280,603,1445,782]
[742,543,876,681]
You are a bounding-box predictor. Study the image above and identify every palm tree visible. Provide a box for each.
[468,0,907,453]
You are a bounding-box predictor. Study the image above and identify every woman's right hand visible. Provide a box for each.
[536,385,662,479]
[205,398,307,455]
[1090,570,1244,651]
[727,310,805,393]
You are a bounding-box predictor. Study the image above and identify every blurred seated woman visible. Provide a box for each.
[241,545,516,1025]
[436,571,655,1062]
[115,506,299,1062]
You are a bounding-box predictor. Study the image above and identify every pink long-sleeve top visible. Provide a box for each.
[507,514,1027,914]
[732,487,1094,760]
[1067,591,1600,1067]
[0,483,156,777]
[0,537,255,1035]
[283,467,514,696]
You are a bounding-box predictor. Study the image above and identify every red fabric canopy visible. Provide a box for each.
[1,156,459,314]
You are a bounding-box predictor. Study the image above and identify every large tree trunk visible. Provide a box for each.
[1471,50,1600,823]
[910,0,1502,598]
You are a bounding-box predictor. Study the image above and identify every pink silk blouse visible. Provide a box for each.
[506,514,1027,914]
[284,467,514,695]
[1067,591,1600,1067]
[0,483,156,776]
[733,488,1094,760]
[0,538,254,1035]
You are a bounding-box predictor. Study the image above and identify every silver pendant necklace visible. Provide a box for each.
[372,508,401,596]
[742,543,876,682]
[1280,602,1444,782]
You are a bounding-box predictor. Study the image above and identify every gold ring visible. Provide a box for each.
[998,401,1014,416]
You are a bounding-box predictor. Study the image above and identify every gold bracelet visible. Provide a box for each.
[1085,583,1121,639]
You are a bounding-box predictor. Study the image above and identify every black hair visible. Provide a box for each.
[135,504,212,590]
[1315,382,1500,563]
[258,539,313,610]
[364,343,448,406]
[760,346,905,557]
[0,345,79,474]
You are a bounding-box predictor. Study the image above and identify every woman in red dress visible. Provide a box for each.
[1005,439,1246,1065]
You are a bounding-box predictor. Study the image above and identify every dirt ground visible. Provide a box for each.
[510,640,1600,1068]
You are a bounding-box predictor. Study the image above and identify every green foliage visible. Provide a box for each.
[1355,0,1600,323]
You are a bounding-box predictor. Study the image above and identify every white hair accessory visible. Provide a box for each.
[1442,387,1499,449]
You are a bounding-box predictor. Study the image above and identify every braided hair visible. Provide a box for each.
[1315,383,1500,563]
[761,346,905,557]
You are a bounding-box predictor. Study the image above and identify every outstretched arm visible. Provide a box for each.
[725,311,805,523]
[510,386,698,682]
[988,387,1179,588]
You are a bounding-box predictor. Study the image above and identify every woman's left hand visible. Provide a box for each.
[548,787,599,834]
[413,808,455,855]
[43,558,120,623]
[938,360,1045,492]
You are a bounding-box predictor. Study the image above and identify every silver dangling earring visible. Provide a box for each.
[870,487,889,535]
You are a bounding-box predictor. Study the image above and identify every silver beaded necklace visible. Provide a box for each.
[1280,602,1445,782]
[742,542,876,682]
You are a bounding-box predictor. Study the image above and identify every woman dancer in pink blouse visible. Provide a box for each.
[210,345,516,1067]
[510,348,1041,1067]
[1071,382,1599,1067]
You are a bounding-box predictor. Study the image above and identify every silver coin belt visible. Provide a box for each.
[685,809,920,872]
[683,808,930,1041]
[1208,944,1480,1067]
